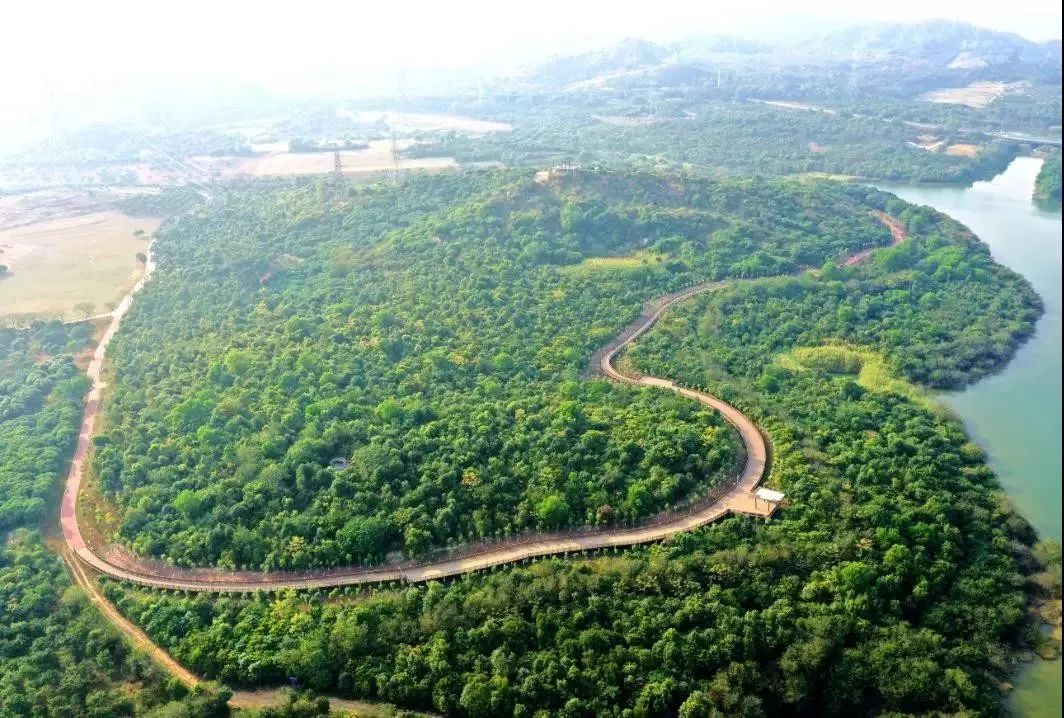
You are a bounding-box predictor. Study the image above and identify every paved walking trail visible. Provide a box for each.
[59,254,775,591]
[60,212,904,592]
[52,209,903,711]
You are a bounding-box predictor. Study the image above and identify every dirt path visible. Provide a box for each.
[843,211,908,266]
[60,548,200,688]
[63,547,424,715]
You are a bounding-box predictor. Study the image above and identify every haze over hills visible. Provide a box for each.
[806,19,1063,63]
[2,17,1059,157]
[515,19,1063,92]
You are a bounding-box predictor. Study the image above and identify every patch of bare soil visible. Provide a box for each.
[921,81,1027,109]
[945,143,982,157]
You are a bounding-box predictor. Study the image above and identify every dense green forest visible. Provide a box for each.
[0,324,90,530]
[0,530,225,718]
[90,170,1057,716]
[91,171,912,571]
[407,101,1022,184]
[0,323,236,717]
[628,198,1042,388]
[1034,151,1062,202]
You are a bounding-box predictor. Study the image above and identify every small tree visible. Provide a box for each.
[536,494,570,528]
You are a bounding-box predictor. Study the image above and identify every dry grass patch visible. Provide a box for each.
[778,344,932,409]
[796,172,858,182]
[921,81,1025,108]
[0,211,158,324]
[945,143,982,157]
[560,250,667,275]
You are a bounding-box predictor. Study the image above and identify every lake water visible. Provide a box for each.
[880,157,1062,717]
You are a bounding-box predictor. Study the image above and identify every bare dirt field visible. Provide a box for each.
[187,140,456,179]
[945,143,982,157]
[0,210,158,324]
[921,82,1024,108]
[0,187,158,231]
[910,135,946,152]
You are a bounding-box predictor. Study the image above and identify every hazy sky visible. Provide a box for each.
[1,0,1061,146]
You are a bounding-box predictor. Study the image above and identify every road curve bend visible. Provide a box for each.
[60,259,775,592]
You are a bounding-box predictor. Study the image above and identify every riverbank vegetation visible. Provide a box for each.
[1034,151,1062,203]
[98,169,1051,716]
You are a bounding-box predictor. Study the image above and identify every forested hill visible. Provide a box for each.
[97,170,900,572]
[100,169,1057,717]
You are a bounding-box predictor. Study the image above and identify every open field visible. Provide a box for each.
[796,172,858,182]
[336,109,512,133]
[0,210,158,324]
[906,136,983,156]
[0,162,176,190]
[912,134,945,151]
[921,81,1024,108]
[561,250,667,274]
[945,143,982,157]
[778,343,932,410]
[0,187,159,231]
[187,139,457,178]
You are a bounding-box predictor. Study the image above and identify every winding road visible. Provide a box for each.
[59,260,777,594]
[59,212,909,593]
[50,209,903,712]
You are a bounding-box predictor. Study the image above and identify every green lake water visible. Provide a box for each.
[880,157,1062,717]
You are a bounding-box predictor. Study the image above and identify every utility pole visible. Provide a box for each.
[848,49,859,96]
[391,67,407,184]
[390,133,401,184]
[333,150,345,201]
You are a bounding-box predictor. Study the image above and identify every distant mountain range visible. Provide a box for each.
[806,20,1062,65]
[517,20,1062,91]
